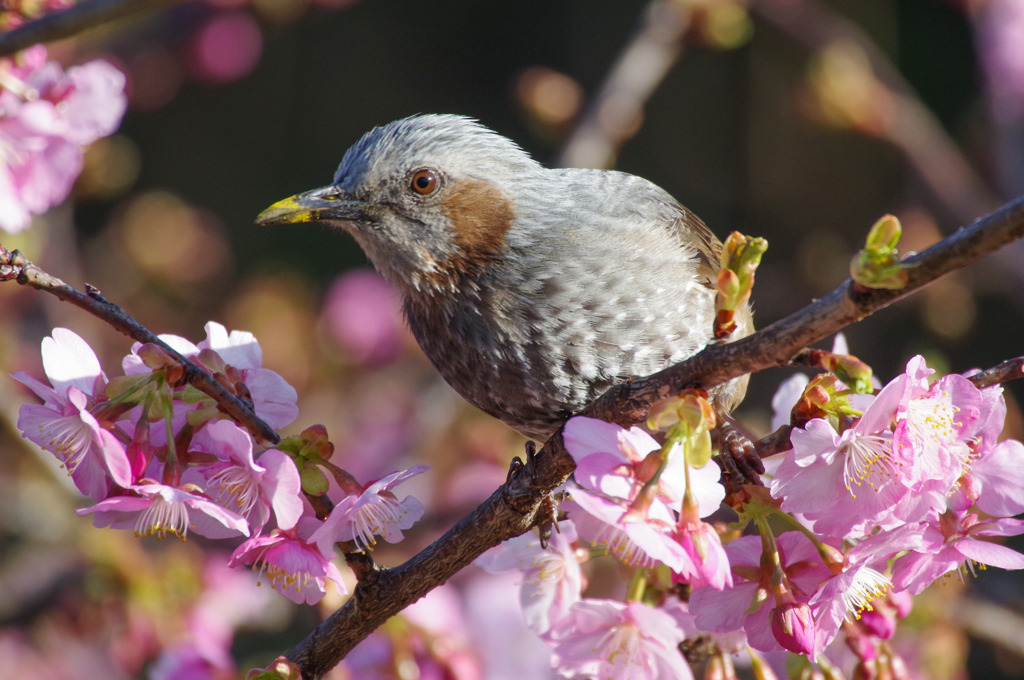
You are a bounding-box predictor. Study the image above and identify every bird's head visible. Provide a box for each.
[256,114,541,298]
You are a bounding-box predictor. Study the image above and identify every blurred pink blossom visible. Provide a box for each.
[977,0,1024,110]
[150,557,275,680]
[549,599,692,680]
[345,585,484,679]
[189,12,263,84]
[0,45,126,232]
[322,269,405,366]
[476,520,585,636]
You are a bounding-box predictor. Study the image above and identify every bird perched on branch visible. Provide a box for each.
[257,114,752,447]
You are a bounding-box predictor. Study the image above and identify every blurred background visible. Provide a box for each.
[1,0,1024,677]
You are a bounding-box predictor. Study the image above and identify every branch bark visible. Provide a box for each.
[281,195,1024,678]
[0,0,183,58]
[0,246,280,445]
[556,0,692,169]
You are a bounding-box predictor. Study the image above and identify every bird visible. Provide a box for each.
[256,114,752,448]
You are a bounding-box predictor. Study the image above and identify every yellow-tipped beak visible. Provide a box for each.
[255,186,367,227]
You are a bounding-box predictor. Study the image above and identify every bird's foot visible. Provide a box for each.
[507,440,564,548]
[714,415,764,495]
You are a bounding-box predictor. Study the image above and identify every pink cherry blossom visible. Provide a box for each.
[11,327,107,415]
[565,416,725,515]
[689,532,832,655]
[309,465,428,553]
[884,359,1005,525]
[890,357,981,491]
[18,327,107,401]
[771,358,962,539]
[563,494,688,571]
[565,416,687,507]
[197,321,299,428]
[79,481,250,540]
[562,416,727,572]
[963,438,1024,517]
[0,46,126,233]
[806,543,893,657]
[549,599,692,680]
[122,321,298,430]
[188,420,302,531]
[476,520,585,635]
[13,328,131,498]
[672,516,732,590]
[229,526,347,605]
[18,387,133,500]
[770,414,905,541]
[888,509,1024,594]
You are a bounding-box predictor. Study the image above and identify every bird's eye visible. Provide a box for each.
[410,169,438,196]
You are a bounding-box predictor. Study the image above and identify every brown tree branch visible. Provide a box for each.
[281,195,1024,678]
[0,0,183,58]
[967,357,1024,390]
[0,245,280,445]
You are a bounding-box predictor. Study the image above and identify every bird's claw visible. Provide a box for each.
[506,440,563,549]
[715,416,763,495]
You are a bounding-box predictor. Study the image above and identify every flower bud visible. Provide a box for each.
[246,656,302,680]
[770,601,816,655]
[136,342,176,369]
[850,214,909,290]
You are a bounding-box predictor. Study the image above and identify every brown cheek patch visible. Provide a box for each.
[440,177,515,276]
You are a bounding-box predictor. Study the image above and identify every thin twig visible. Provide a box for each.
[556,0,692,169]
[955,597,1024,659]
[751,0,1002,224]
[0,0,183,58]
[283,195,1024,679]
[754,424,793,458]
[967,357,1024,390]
[0,245,280,445]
